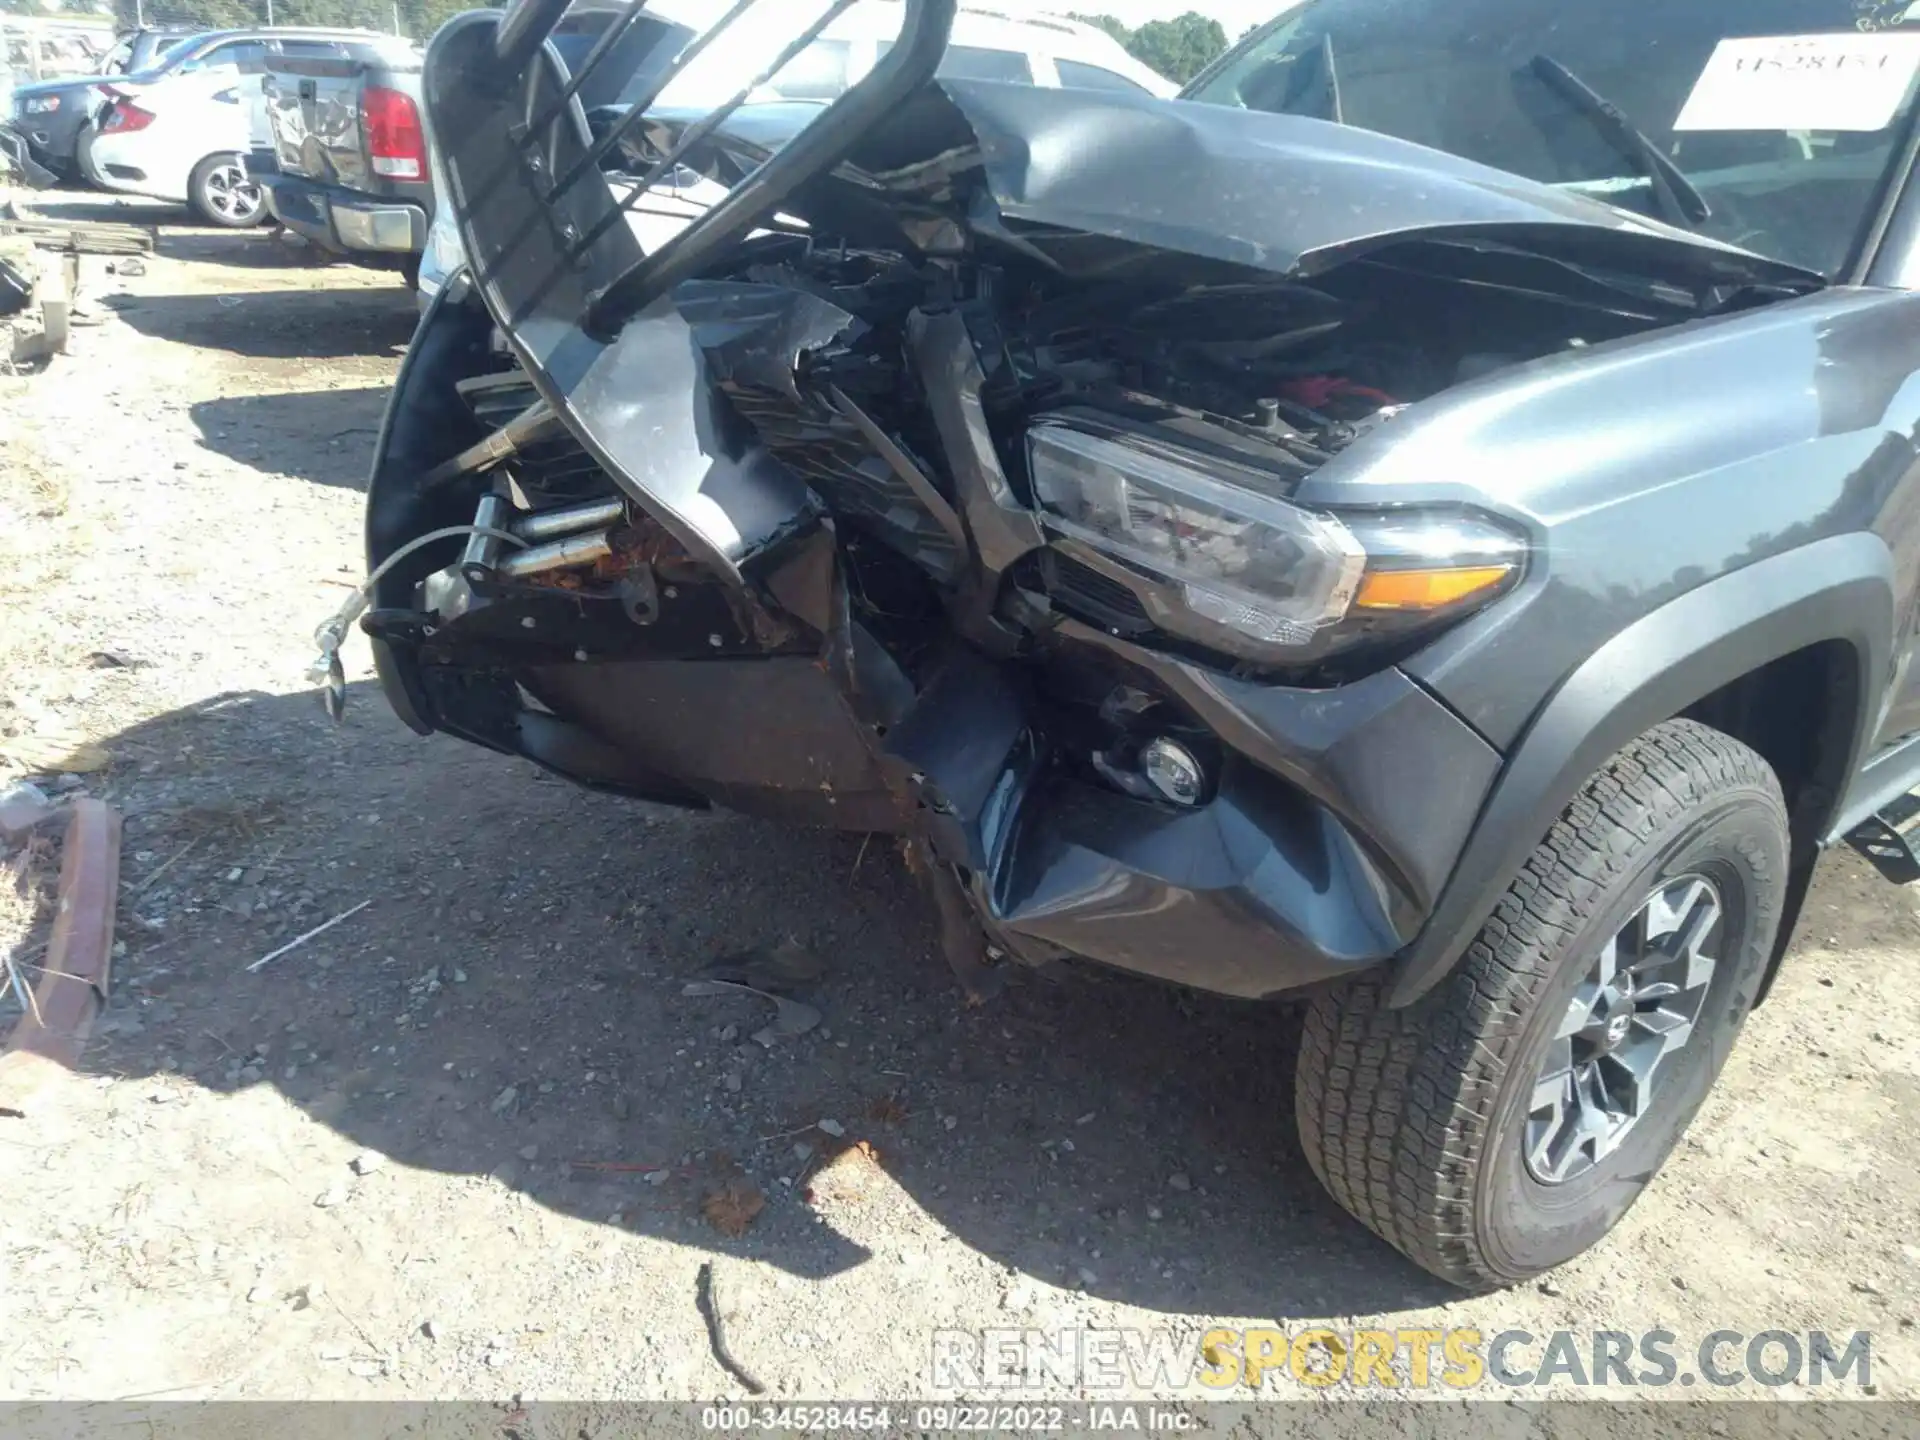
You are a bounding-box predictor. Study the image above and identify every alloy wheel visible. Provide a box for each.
[203,161,262,222]
[1524,873,1723,1185]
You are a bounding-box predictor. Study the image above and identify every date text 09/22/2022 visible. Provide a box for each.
[701,1406,1194,1431]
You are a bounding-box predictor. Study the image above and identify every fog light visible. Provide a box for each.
[1140,738,1205,806]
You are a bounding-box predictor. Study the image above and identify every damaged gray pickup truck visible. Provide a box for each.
[346,0,1920,1288]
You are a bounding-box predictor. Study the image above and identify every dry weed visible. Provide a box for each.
[0,833,56,1020]
[0,437,93,709]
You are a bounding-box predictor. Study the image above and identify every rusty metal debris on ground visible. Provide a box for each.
[0,798,120,1108]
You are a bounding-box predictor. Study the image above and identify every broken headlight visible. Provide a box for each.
[1026,425,1523,663]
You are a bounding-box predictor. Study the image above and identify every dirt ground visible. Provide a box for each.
[3,192,1920,1415]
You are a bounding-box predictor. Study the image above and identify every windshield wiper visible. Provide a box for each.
[1529,54,1710,230]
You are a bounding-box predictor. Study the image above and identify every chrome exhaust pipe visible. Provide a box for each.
[497,530,614,579]
[462,493,512,572]
[511,497,626,542]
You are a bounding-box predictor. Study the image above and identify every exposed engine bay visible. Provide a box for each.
[396,234,1660,684]
[354,214,1700,997]
[322,0,1920,1300]
[353,5,1826,1003]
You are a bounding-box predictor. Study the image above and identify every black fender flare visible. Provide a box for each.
[1389,532,1894,1007]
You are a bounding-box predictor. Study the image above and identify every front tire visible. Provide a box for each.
[1295,719,1787,1290]
[188,153,266,228]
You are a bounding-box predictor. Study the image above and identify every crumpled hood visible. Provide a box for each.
[663,80,1826,295]
[942,81,1824,291]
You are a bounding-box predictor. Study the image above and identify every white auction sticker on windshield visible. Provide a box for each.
[1674,32,1920,132]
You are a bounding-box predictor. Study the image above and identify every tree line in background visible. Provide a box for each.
[1071,11,1233,84]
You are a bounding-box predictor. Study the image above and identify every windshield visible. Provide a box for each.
[554,13,695,105]
[128,35,203,83]
[1185,0,1920,277]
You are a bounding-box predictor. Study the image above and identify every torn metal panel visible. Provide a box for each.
[681,280,966,582]
[526,290,820,580]
[656,80,1826,296]
[926,80,1825,292]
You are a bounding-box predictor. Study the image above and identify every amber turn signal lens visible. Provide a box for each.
[1354,565,1514,612]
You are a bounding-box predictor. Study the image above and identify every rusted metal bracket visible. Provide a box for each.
[0,799,121,1110]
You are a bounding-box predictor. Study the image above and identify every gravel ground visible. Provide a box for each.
[2,194,1919,1416]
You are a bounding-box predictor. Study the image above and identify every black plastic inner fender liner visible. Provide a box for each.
[527,656,908,832]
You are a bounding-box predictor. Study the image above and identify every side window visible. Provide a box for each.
[766,38,851,102]
[187,41,269,75]
[937,45,1033,84]
[1055,58,1150,95]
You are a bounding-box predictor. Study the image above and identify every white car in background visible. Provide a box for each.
[85,69,271,225]
[420,0,1174,300]
[80,28,378,227]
